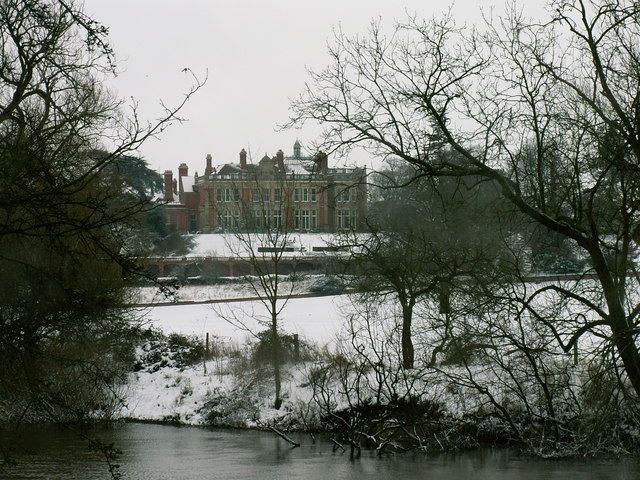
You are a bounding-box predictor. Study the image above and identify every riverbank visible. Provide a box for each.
[120,333,313,428]
[115,319,640,460]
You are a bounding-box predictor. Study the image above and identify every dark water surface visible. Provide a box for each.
[2,422,640,479]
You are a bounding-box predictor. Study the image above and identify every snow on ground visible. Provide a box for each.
[183,233,340,258]
[122,294,352,425]
[123,277,611,428]
[136,294,350,346]
[123,360,223,425]
[122,358,313,426]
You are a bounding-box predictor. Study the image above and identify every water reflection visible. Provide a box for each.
[2,423,639,480]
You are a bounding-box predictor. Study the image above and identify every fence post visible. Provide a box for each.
[293,334,300,362]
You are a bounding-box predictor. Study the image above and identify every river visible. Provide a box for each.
[2,423,639,479]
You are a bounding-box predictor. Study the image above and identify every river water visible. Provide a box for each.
[2,423,640,479]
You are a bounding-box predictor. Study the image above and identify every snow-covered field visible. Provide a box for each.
[179,233,346,258]
[137,294,349,346]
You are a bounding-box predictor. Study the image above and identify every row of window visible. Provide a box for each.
[292,188,317,203]
[215,187,356,203]
[214,209,357,230]
[216,188,239,202]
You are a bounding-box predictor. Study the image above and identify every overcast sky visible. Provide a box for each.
[84,1,547,175]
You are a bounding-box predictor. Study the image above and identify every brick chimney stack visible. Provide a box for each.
[163,170,174,201]
[314,151,328,173]
[205,154,213,175]
[178,163,188,194]
[239,148,247,169]
[276,149,285,170]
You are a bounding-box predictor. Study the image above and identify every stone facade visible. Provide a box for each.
[162,142,366,233]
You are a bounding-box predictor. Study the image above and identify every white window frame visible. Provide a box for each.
[311,209,317,229]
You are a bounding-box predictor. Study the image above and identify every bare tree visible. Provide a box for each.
[340,156,509,369]
[218,164,305,410]
[289,0,640,396]
[0,0,204,431]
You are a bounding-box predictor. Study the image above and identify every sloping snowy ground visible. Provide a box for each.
[121,295,351,425]
[121,356,314,426]
[122,279,620,429]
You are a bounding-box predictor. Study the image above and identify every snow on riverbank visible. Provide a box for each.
[121,357,313,426]
[121,294,352,425]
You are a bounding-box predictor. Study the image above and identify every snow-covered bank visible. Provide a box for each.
[121,294,349,425]
[118,284,640,457]
[121,354,311,426]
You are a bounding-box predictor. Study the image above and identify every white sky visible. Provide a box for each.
[83,1,547,175]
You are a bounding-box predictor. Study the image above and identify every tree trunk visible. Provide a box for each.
[591,247,640,397]
[272,309,282,409]
[401,302,414,369]
[610,315,640,397]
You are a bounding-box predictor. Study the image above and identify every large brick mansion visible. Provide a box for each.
[162,141,366,233]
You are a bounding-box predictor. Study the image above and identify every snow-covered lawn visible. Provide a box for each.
[180,233,345,258]
[137,294,350,346]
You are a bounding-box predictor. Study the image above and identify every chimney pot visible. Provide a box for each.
[205,154,213,175]
[276,149,285,170]
[163,170,174,201]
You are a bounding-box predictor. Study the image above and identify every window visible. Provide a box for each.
[337,209,351,229]
[294,188,301,202]
[294,210,300,229]
[251,188,260,203]
[301,209,310,230]
[311,209,317,229]
[216,189,223,202]
[262,188,270,202]
[311,188,317,202]
[337,188,350,203]
[224,188,233,202]
[223,210,232,227]
[272,209,282,229]
[274,189,281,203]
[302,188,309,202]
